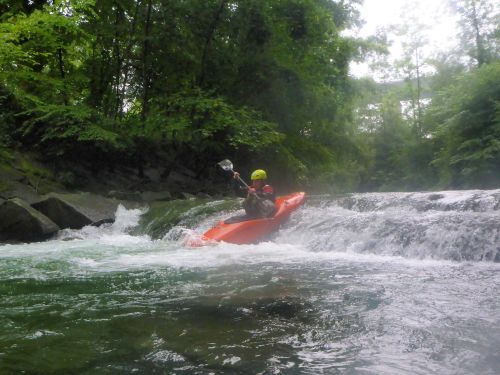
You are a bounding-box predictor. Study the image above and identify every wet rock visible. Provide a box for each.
[107,190,142,201]
[179,192,196,200]
[140,190,172,202]
[32,192,136,230]
[0,181,41,204]
[0,198,59,242]
[428,193,444,201]
[196,192,212,199]
[32,196,93,229]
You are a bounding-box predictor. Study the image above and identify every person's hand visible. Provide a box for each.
[248,187,256,195]
[233,171,240,179]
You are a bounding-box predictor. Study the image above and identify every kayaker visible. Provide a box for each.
[233,169,276,218]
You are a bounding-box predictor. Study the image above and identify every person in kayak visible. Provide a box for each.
[233,169,276,218]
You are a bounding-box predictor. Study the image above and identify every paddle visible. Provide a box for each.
[217,159,250,189]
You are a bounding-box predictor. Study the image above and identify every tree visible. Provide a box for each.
[0,0,368,190]
[450,0,499,67]
[390,14,433,137]
[429,61,500,188]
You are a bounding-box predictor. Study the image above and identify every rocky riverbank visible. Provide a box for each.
[0,152,228,244]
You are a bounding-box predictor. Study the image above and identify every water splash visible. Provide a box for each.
[50,190,500,262]
[275,190,500,262]
[56,204,150,245]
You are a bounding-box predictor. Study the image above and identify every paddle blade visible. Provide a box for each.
[217,159,234,172]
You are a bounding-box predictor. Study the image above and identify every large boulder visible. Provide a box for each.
[0,181,41,204]
[32,196,94,229]
[32,192,137,229]
[0,198,60,242]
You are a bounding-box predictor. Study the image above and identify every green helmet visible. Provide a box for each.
[251,169,267,180]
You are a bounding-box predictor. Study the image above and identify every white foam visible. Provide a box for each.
[56,204,151,245]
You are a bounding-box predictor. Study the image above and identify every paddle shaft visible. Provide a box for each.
[217,159,264,200]
[235,174,250,189]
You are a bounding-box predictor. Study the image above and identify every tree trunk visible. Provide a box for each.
[57,48,68,106]
[116,0,142,119]
[197,0,227,87]
[415,47,422,136]
[111,4,124,119]
[470,0,486,66]
[141,0,152,126]
[138,0,153,178]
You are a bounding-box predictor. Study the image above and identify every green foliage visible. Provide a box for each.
[352,80,438,192]
[153,89,283,153]
[18,104,124,158]
[2,0,427,192]
[0,147,14,166]
[0,2,90,104]
[0,0,117,164]
[349,0,499,192]
[451,0,499,67]
[429,61,500,188]
[267,135,366,193]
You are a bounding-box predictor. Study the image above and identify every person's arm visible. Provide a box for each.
[233,171,251,196]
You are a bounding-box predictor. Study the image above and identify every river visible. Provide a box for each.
[1,190,499,374]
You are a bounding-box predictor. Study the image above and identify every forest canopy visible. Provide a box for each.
[0,0,499,192]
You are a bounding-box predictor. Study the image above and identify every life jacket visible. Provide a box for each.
[257,184,275,202]
[244,184,276,218]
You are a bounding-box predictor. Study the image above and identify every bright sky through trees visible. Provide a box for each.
[349,0,480,78]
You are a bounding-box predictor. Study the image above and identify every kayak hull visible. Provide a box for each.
[199,192,305,245]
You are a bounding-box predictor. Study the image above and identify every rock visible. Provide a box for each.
[166,170,198,189]
[179,192,196,200]
[0,198,60,242]
[140,190,172,202]
[428,193,444,201]
[32,192,137,230]
[196,192,212,199]
[107,190,142,201]
[0,181,41,204]
[166,164,197,179]
[144,168,164,183]
[0,164,25,183]
[32,196,93,229]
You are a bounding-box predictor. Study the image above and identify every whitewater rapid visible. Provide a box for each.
[0,189,499,374]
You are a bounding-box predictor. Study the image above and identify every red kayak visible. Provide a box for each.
[188,192,305,246]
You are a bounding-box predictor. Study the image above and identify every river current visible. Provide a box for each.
[1,190,499,374]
